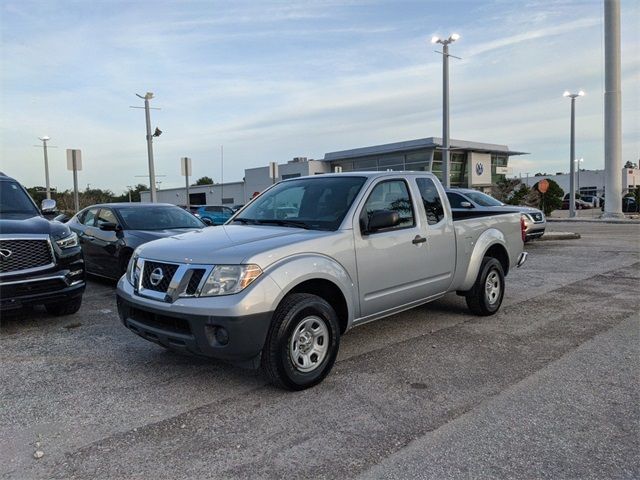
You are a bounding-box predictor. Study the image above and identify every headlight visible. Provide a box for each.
[55,231,79,249]
[126,252,142,286]
[200,264,262,296]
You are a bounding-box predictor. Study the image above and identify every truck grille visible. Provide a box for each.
[0,239,53,275]
[185,269,206,295]
[141,261,179,293]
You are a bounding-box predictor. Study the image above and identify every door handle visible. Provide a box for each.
[412,235,427,245]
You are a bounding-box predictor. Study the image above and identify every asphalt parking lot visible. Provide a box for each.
[1,222,639,480]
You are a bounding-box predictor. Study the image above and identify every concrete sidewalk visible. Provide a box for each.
[359,315,640,480]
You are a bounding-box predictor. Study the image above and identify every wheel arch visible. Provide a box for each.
[459,228,509,291]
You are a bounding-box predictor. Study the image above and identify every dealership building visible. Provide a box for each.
[141,137,527,206]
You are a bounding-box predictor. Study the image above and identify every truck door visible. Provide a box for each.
[413,176,456,294]
[353,178,433,318]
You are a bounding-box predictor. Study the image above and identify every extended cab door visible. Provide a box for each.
[412,176,456,294]
[353,178,433,318]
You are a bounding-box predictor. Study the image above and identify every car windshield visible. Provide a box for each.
[464,191,505,207]
[116,206,204,230]
[235,176,367,231]
[0,181,39,215]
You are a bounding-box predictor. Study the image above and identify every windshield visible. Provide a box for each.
[464,191,505,207]
[235,176,367,231]
[116,206,204,230]
[0,181,40,216]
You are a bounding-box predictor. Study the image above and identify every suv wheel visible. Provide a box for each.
[45,296,83,316]
[465,257,504,316]
[261,293,340,390]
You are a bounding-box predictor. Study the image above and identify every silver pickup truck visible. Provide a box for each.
[117,172,527,390]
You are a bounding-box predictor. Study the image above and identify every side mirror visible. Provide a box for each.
[366,210,400,233]
[41,198,57,213]
[99,222,120,231]
[460,201,473,209]
[201,217,213,226]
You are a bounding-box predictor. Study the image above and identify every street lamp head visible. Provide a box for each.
[431,35,440,44]
[563,91,571,97]
[145,92,154,100]
[450,33,460,41]
[39,135,50,141]
[578,90,585,97]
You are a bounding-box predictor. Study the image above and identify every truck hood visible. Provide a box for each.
[127,228,202,242]
[0,214,71,240]
[135,224,329,265]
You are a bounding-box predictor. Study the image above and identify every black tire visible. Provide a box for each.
[261,293,340,391]
[45,296,83,316]
[465,257,505,316]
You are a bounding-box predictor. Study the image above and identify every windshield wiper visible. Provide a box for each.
[232,218,258,225]
[253,219,311,230]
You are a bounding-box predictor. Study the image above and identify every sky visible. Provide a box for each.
[0,0,638,194]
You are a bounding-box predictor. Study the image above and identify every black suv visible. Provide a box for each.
[0,172,85,315]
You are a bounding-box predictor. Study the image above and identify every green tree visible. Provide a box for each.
[491,178,521,203]
[533,179,563,216]
[193,176,214,186]
[115,184,148,202]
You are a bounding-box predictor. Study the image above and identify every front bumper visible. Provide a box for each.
[116,276,280,365]
[0,271,85,311]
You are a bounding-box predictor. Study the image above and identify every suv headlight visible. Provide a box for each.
[200,265,262,296]
[126,252,142,286]
[55,231,79,249]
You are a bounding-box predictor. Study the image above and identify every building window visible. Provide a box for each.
[353,158,377,170]
[221,197,234,204]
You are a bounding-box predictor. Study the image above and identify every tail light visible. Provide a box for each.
[520,215,526,243]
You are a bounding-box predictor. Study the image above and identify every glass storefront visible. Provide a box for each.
[331,148,509,188]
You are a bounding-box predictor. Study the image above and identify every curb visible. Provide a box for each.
[546,218,640,225]
[537,232,581,241]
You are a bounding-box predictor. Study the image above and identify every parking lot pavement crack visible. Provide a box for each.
[33,262,640,480]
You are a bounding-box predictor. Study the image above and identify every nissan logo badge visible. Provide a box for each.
[149,267,164,286]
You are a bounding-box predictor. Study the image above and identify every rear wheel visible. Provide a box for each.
[45,296,83,316]
[465,257,504,316]
[261,293,340,390]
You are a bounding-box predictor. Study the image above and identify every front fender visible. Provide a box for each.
[459,228,507,291]
[264,253,357,328]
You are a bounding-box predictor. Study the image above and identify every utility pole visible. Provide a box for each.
[432,33,460,188]
[563,90,584,218]
[131,92,161,203]
[35,136,57,199]
[603,0,624,218]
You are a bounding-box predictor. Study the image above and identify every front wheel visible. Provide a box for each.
[465,257,505,316]
[261,293,340,390]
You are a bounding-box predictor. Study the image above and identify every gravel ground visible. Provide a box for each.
[1,221,638,479]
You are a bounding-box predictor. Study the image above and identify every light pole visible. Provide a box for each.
[563,90,585,218]
[38,136,52,199]
[133,92,162,203]
[432,33,460,188]
[575,157,584,194]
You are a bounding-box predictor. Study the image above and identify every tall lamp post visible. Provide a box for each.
[432,33,460,188]
[563,90,585,218]
[38,136,52,199]
[132,92,162,203]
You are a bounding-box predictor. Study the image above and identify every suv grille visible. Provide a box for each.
[0,239,53,275]
[141,261,179,292]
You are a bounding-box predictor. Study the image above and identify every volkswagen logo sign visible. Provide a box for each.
[0,248,12,259]
[149,267,164,286]
[475,162,484,176]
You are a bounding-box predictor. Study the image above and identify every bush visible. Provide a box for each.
[533,179,563,215]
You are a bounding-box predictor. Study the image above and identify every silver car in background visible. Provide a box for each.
[446,188,546,241]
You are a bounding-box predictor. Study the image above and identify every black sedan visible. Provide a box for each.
[67,203,206,280]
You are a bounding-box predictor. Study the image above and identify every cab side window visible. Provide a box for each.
[416,178,445,225]
[360,180,414,232]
